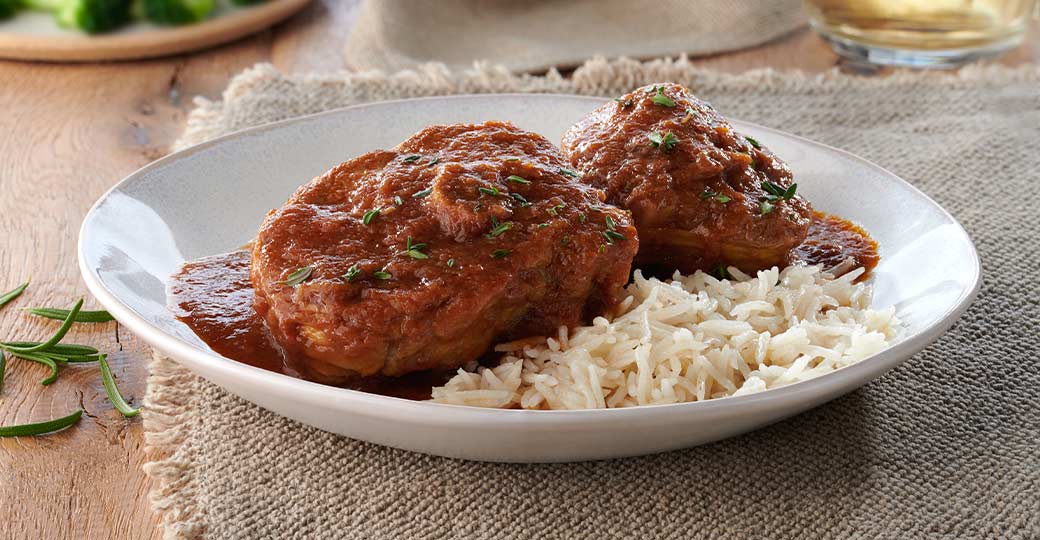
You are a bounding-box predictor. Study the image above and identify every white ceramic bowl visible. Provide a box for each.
[78,95,980,462]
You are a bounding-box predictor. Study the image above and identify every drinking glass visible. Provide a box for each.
[804,0,1037,68]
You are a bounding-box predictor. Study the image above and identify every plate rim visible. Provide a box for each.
[77,93,982,422]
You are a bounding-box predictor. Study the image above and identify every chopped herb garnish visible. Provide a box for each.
[24,307,113,323]
[401,236,429,259]
[394,196,404,206]
[478,186,501,197]
[699,190,716,200]
[714,263,730,280]
[412,187,433,198]
[0,281,28,309]
[372,270,392,280]
[560,237,570,246]
[715,194,732,203]
[428,157,440,167]
[605,215,617,230]
[362,207,381,226]
[603,230,626,244]
[578,213,587,223]
[473,203,483,212]
[745,136,762,149]
[760,181,797,202]
[651,87,675,107]
[614,98,634,108]
[648,131,679,152]
[485,221,513,239]
[537,222,549,228]
[343,264,362,282]
[558,168,581,178]
[547,203,565,216]
[759,200,775,216]
[490,249,511,259]
[447,259,456,268]
[402,154,422,163]
[510,193,531,207]
[506,175,530,185]
[504,157,521,162]
[280,266,313,287]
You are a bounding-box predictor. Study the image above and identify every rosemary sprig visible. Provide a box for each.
[0,281,28,309]
[99,355,139,417]
[651,87,675,107]
[506,175,530,185]
[490,249,511,259]
[478,186,501,197]
[0,409,82,437]
[372,270,392,280]
[24,307,113,323]
[485,217,512,239]
[3,299,83,354]
[362,208,381,226]
[558,168,581,178]
[401,237,429,259]
[402,154,422,163]
[343,264,362,283]
[412,187,433,199]
[279,266,313,287]
[510,193,531,207]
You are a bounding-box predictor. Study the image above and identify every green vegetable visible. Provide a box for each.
[137,0,214,26]
[24,307,113,323]
[506,175,530,185]
[412,187,433,199]
[490,249,511,259]
[99,355,139,417]
[25,0,132,33]
[279,266,313,287]
[648,131,679,152]
[0,409,82,437]
[0,281,28,310]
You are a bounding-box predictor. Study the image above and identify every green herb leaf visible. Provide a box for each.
[402,154,422,163]
[486,221,513,239]
[759,200,775,216]
[99,355,139,417]
[394,196,404,206]
[504,157,521,162]
[651,87,675,107]
[0,281,29,310]
[478,186,500,197]
[784,183,798,199]
[547,203,565,216]
[558,168,581,178]
[24,307,113,323]
[715,194,732,203]
[446,259,455,268]
[9,351,59,385]
[510,193,531,207]
[648,131,679,152]
[699,190,717,200]
[412,187,433,198]
[745,136,762,149]
[401,237,429,259]
[0,353,5,393]
[490,249,512,259]
[428,157,440,167]
[603,229,627,244]
[343,264,362,283]
[506,175,530,185]
[2,299,83,354]
[0,409,82,437]
[578,213,587,223]
[279,266,313,287]
[714,263,730,280]
[605,215,617,231]
[372,270,392,280]
[362,208,381,226]
[537,222,549,228]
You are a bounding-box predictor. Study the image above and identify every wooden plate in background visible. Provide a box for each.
[0,0,310,62]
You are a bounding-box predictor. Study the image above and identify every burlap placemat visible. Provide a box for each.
[344,0,806,73]
[144,59,1040,540]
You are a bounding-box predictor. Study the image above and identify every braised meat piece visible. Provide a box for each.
[251,121,638,382]
[561,83,812,274]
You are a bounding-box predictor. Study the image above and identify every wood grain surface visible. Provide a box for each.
[0,3,1035,538]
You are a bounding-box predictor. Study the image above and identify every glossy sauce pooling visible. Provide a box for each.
[168,250,449,400]
[790,212,879,274]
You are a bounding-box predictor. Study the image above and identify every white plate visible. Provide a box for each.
[78,95,980,462]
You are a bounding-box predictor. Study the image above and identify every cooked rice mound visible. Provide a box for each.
[430,264,899,409]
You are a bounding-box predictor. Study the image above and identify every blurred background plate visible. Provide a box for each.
[0,0,309,62]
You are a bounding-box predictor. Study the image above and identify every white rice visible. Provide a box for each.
[430,264,899,410]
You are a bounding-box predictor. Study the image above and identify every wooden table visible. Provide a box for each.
[0,2,1035,536]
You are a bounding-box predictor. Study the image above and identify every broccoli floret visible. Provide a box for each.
[0,0,22,20]
[24,0,132,33]
[137,0,213,25]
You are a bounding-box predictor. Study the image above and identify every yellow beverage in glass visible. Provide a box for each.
[804,0,1036,67]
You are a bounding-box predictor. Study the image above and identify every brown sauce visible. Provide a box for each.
[168,213,877,398]
[168,250,449,400]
